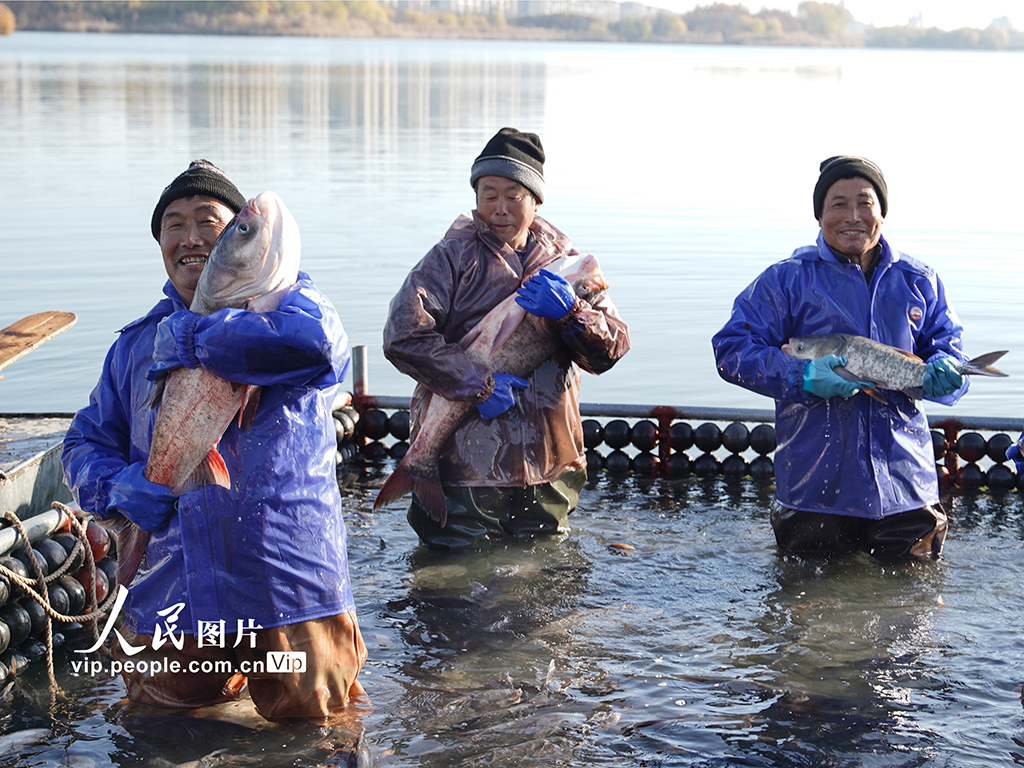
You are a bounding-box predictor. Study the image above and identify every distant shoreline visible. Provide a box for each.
[4,1,1021,51]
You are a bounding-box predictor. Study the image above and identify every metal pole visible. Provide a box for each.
[352,345,369,403]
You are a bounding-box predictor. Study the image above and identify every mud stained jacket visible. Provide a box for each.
[712,233,968,520]
[383,212,630,487]
[62,274,355,635]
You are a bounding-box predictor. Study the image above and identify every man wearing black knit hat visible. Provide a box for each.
[63,160,367,718]
[712,156,970,560]
[383,127,630,549]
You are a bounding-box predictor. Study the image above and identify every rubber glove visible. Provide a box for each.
[476,374,529,420]
[1005,419,1024,474]
[923,356,964,398]
[516,269,576,321]
[802,355,873,399]
[105,462,178,532]
[147,310,202,381]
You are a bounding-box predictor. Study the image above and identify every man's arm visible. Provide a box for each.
[712,267,810,402]
[383,246,494,403]
[554,288,630,375]
[62,342,136,518]
[915,272,969,405]
[149,275,350,390]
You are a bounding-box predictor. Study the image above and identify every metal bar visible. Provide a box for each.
[0,507,68,557]
[348,396,1021,434]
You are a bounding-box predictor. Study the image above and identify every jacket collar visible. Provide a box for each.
[799,231,898,269]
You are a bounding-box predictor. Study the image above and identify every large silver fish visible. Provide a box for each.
[373,253,610,526]
[114,192,301,588]
[782,333,1007,401]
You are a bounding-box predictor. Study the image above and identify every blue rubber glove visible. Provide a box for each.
[105,462,178,532]
[923,356,964,398]
[802,355,873,399]
[476,374,529,420]
[1006,419,1024,474]
[147,310,202,381]
[516,269,577,321]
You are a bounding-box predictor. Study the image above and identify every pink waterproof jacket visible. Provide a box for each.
[383,211,629,487]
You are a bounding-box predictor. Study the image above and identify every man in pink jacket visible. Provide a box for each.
[383,128,630,549]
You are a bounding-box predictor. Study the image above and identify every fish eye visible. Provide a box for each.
[237,223,249,234]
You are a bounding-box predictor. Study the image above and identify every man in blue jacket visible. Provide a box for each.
[712,156,968,560]
[62,160,366,719]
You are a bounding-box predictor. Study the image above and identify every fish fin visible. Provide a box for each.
[138,375,167,414]
[862,386,887,403]
[237,385,262,430]
[905,386,924,400]
[373,463,448,527]
[894,348,925,363]
[492,305,527,351]
[172,446,231,495]
[104,516,150,588]
[411,475,448,528]
[373,465,414,513]
[961,350,1009,378]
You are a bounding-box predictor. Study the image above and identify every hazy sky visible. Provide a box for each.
[654,1,1019,31]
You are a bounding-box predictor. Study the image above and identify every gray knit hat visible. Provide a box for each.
[470,128,545,203]
[151,159,246,240]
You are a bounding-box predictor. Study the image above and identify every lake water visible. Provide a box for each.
[1,32,1023,768]
[3,33,1024,418]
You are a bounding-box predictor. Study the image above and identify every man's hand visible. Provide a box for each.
[476,374,529,420]
[802,355,872,399]
[923,357,964,398]
[106,462,178,532]
[147,310,201,381]
[516,269,576,321]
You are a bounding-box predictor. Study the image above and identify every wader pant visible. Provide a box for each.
[770,502,947,561]
[408,467,587,549]
[114,610,367,721]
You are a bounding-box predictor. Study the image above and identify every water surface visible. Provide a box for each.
[2,33,1024,417]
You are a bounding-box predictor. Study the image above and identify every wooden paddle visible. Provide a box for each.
[0,311,77,381]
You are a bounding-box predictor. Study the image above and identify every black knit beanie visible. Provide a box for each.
[813,156,888,220]
[470,127,546,203]
[151,159,246,240]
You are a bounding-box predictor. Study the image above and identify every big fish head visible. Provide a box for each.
[547,253,610,302]
[781,334,844,360]
[191,191,301,315]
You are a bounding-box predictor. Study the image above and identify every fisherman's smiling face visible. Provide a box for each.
[159,195,235,306]
[818,176,884,268]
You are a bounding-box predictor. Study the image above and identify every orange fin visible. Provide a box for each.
[894,348,925,363]
[862,386,886,403]
[172,446,231,495]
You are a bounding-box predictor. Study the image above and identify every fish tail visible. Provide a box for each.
[373,463,414,513]
[374,463,448,527]
[960,350,1009,378]
[172,446,231,495]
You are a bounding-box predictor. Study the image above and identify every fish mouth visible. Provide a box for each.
[780,342,793,354]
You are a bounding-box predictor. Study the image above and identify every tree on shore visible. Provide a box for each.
[0,2,16,34]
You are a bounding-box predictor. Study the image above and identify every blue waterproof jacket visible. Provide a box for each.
[62,274,354,634]
[712,233,968,519]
